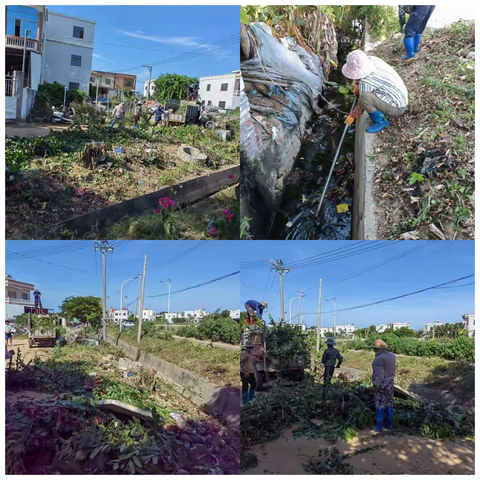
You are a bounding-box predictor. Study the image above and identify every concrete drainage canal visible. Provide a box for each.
[269,79,356,240]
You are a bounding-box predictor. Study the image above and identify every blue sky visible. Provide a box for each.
[6,241,240,314]
[47,5,239,86]
[241,241,475,329]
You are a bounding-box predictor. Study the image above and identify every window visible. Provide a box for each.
[8,291,16,298]
[124,80,133,87]
[234,78,240,92]
[71,55,82,67]
[218,101,226,109]
[69,82,80,90]
[207,100,212,106]
[220,83,228,91]
[206,84,211,92]
[22,293,28,300]
[73,26,84,39]
[105,78,111,85]
[6,7,38,39]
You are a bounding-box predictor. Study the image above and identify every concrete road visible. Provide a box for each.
[5,122,83,138]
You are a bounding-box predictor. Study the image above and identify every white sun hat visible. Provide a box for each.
[342,50,376,80]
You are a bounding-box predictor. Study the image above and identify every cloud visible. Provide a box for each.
[118,29,199,47]
[92,53,114,63]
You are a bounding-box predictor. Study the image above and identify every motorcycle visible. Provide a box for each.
[51,105,74,124]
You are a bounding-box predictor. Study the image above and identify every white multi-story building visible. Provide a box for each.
[376,322,411,332]
[318,324,356,337]
[462,314,475,338]
[199,70,242,109]
[423,321,444,333]
[229,309,240,320]
[5,275,36,320]
[144,79,155,97]
[43,11,95,93]
[109,308,130,323]
[142,309,157,322]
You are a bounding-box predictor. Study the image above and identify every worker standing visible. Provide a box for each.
[343,50,408,133]
[111,102,125,128]
[153,104,165,125]
[399,6,436,59]
[321,337,343,386]
[5,321,13,347]
[372,339,397,432]
[134,101,143,129]
[240,340,257,405]
[33,289,42,312]
[244,300,267,326]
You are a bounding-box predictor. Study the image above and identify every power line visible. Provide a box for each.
[149,241,208,272]
[5,241,94,260]
[6,250,90,273]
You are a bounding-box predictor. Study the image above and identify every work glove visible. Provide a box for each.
[345,115,355,126]
[353,82,360,97]
[335,365,341,369]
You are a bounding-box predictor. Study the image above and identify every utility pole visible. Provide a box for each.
[289,295,301,324]
[297,290,304,325]
[120,277,136,332]
[160,280,171,334]
[94,241,115,341]
[268,260,290,324]
[143,65,153,109]
[134,273,142,319]
[22,29,30,74]
[316,278,323,352]
[327,297,337,339]
[95,78,100,104]
[137,255,147,343]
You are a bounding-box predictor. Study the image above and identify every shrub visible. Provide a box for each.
[176,315,240,344]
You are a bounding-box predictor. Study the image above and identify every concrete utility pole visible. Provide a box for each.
[134,273,142,319]
[268,260,290,324]
[120,277,136,332]
[22,29,30,75]
[159,280,171,334]
[137,255,147,343]
[297,290,304,325]
[95,78,100,104]
[94,241,115,341]
[143,65,153,108]
[327,297,337,339]
[316,278,323,352]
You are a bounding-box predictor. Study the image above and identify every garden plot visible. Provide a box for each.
[6,122,239,239]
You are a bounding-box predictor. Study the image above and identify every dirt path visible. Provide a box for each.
[9,337,53,364]
[246,427,474,475]
[5,122,86,138]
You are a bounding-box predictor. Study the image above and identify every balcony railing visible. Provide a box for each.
[6,35,39,52]
[5,298,35,306]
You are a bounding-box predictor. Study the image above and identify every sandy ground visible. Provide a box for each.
[246,426,474,475]
[7,336,53,364]
[5,122,87,138]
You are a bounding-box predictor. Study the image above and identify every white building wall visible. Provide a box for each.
[144,80,155,97]
[229,309,240,320]
[43,12,95,93]
[199,71,240,109]
[143,309,156,321]
[462,314,475,338]
[5,304,26,320]
[423,321,444,333]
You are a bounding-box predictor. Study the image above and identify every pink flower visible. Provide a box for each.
[223,208,230,216]
[158,197,175,209]
[155,208,160,214]
[210,227,217,236]
[227,214,234,223]
[228,174,235,179]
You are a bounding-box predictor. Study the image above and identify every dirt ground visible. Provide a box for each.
[7,336,52,364]
[246,426,474,475]
[5,122,85,138]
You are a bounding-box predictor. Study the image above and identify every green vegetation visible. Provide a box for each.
[153,73,198,103]
[108,324,239,387]
[176,311,240,344]
[60,296,102,326]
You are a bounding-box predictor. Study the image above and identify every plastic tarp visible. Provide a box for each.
[281,37,325,80]
[240,90,263,160]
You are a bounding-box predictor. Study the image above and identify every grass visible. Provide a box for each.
[336,349,474,403]
[108,325,239,388]
[370,20,475,240]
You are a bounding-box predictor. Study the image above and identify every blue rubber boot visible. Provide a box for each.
[373,409,385,432]
[402,36,416,60]
[248,389,255,402]
[242,391,249,405]
[110,121,115,128]
[414,34,422,53]
[365,110,390,133]
[134,125,138,129]
[385,407,394,429]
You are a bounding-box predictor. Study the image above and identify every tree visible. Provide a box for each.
[392,327,416,337]
[152,73,198,103]
[128,314,137,322]
[428,322,466,340]
[325,331,334,337]
[60,296,102,325]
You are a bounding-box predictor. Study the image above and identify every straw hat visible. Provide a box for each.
[373,339,388,349]
[342,50,376,80]
[260,302,268,308]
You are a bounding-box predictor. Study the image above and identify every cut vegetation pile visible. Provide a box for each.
[6,118,239,239]
[370,21,475,239]
[241,378,474,449]
[6,343,239,475]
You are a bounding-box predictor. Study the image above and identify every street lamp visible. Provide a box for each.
[120,277,137,332]
[289,295,301,324]
[159,279,171,334]
[326,297,336,338]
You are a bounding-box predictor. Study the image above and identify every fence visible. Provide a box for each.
[5,76,17,97]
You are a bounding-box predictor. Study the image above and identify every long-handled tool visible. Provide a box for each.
[315,97,357,218]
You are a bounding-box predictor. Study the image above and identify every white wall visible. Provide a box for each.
[144,80,155,96]
[199,71,240,109]
[5,97,17,120]
[5,304,26,320]
[44,12,95,93]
